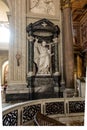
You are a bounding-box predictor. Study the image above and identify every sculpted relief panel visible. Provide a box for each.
[29,0,56,16]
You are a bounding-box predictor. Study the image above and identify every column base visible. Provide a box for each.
[59,80,65,97]
[6,82,29,102]
[63,88,75,98]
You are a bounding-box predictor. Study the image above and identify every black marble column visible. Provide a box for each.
[27,35,34,100]
[27,35,34,76]
[53,37,59,75]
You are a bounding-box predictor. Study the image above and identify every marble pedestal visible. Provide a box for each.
[6,83,29,102]
[27,75,60,100]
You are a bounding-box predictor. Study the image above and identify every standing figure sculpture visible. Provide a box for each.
[38,41,50,74]
[34,40,51,74]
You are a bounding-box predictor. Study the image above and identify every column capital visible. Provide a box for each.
[61,0,72,9]
[53,37,58,44]
[27,35,34,42]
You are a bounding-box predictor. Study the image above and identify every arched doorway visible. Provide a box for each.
[0,0,10,87]
[2,61,9,85]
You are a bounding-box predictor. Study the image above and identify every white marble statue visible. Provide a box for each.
[34,39,51,74]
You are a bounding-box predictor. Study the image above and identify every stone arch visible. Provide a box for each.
[0,59,8,86]
[1,60,9,85]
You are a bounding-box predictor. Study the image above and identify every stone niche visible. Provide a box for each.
[26,18,60,100]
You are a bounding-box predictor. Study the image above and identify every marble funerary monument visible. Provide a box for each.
[6,0,74,101]
[26,18,60,99]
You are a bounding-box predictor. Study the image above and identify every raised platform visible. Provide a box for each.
[6,93,30,102]
[5,83,29,102]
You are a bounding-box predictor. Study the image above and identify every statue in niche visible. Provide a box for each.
[30,0,55,16]
[34,39,51,74]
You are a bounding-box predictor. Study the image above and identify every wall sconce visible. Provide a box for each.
[16,52,21,66]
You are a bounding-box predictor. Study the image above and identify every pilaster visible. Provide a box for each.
[6,0,29,101]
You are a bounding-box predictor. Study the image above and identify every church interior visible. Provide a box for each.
[0,0,87,126]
